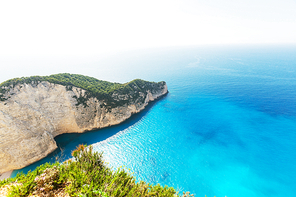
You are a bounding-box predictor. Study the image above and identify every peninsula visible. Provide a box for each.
[0,73,168,173]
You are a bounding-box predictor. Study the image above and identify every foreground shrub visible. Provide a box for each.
[1,145,194,197]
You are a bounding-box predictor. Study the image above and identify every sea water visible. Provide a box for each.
[12,45,296,197]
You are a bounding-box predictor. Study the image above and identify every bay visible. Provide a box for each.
[12,45,296,197]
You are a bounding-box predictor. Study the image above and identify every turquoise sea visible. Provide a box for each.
[12,45,296,197]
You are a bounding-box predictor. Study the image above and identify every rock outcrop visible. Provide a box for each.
[0,80,168,173]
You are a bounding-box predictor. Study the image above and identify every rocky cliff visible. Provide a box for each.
[0,75,168,173]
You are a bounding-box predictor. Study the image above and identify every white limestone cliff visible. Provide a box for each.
[0,81,168,173]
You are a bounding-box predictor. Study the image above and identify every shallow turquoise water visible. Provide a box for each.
[12,45,296,197]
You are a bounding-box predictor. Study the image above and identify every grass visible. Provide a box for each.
[0,145,193,197]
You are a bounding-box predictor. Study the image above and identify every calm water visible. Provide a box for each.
[12,45,296,197]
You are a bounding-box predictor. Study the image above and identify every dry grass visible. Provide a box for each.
[27,187,70,197]
[0,183,70,197]
[0,183,21,197]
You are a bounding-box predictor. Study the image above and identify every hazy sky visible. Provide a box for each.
[0,0,296,82]
[1,0,296,56]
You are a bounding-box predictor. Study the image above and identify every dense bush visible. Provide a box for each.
[0,73,166,107]
[0,145,193,197]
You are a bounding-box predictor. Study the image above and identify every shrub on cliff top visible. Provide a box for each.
[0,73,166,107]
[1,145,193,197]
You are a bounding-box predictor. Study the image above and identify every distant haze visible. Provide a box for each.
[1,0,296,56]
[0,0,296,81]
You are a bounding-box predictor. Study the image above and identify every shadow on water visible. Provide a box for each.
[11,94,168,177]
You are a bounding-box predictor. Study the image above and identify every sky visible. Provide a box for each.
[0,0,296,81]
[1,0,296,56]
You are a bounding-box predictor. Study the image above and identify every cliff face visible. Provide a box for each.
[0,81,168,173]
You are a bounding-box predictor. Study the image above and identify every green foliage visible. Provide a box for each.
[1,145,193,197]
[2,162,60,197]
[0,179,10,188]
[0,73,166,107]
[31,166,60,196]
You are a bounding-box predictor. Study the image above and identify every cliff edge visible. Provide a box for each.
[0,74,168,173]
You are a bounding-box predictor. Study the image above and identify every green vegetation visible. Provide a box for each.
[0,145,193,197]
[0,73,166,107]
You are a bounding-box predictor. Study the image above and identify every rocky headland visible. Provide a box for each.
[0,74,168,173]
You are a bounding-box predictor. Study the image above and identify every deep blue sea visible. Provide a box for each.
[12,45,296,197]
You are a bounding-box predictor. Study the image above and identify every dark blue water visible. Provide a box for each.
[12,45,296,197]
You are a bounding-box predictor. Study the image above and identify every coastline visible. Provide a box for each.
[1,90,169,174]
[10,92,169,175]
[0,77,168,174]
[0,171,12,181]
